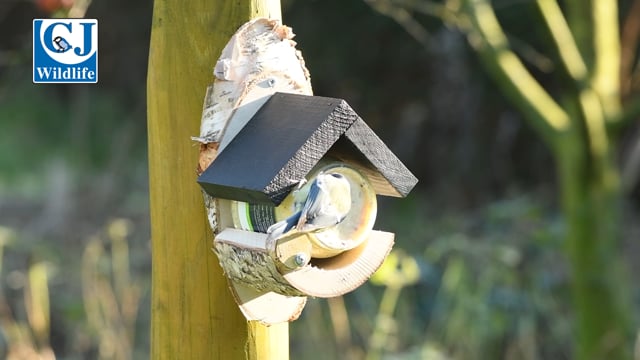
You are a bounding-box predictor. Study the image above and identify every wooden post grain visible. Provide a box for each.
[147,1,284,359]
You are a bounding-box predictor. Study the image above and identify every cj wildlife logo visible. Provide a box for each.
[33,19,98,84]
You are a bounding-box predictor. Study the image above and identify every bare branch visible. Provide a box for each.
[622,131,640,193]
[462,0,570,145]
[365,0,431,47]
[535,0,588,83]
[592,0,622,120]
[564,0,594,67]
[506,34,555,73]
[620,0,640,97]
[579,89,610,162]
[389,0,449,17]
[535,0,614,159]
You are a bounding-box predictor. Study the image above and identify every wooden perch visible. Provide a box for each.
[214,228,394,298]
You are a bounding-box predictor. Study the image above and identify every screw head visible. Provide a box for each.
[293,253,308,267]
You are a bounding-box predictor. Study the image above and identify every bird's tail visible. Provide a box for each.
[266,211,301,240]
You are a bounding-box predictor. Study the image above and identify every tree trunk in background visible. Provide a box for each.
[458,0,635,358]
[557,130,632,359]
[147,0,286,359]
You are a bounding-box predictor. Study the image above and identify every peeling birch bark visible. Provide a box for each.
[194,18,312,324]
[193,18,312,161]
[194,17,312,236]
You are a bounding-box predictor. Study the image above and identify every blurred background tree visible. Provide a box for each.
[364,0,640,358]
[0,0,639,359]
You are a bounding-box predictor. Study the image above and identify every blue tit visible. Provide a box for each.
[266,171,352,240]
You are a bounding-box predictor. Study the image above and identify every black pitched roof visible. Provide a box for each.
[197,92,418,205]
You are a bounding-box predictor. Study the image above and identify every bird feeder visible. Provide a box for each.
[194,18,417,324]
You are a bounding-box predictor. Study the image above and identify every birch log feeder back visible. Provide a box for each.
[194,18,418,325]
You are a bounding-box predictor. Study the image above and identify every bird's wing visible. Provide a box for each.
[266,211,302,240]
[297,180,341,231]
[297,180,321,228]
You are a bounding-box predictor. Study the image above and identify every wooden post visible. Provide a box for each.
[147,1,285,359]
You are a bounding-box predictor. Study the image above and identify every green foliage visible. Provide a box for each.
[0,84,68,196]
[0,80,143,197]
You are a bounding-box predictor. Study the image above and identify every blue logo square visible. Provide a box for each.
[33,19,98,84]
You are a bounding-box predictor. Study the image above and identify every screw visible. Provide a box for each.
[293,253,308,267]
